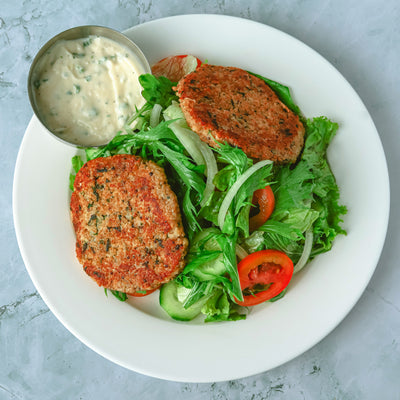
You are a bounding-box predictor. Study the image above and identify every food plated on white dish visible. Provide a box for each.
[14,15,389,382]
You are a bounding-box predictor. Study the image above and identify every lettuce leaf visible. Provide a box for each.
[139,74,178,107]
[126,74,178,128]
[68,155,84,191]
[201,290,246,322]
[303,117,347,255]
[246,116,347,262]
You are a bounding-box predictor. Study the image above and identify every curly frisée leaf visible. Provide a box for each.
[139,74,177,108]
[302,117,347,256]
[252,116,347,264]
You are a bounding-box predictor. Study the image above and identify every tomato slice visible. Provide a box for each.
[151,55,202,82]
[235,249,293,307]
[249,185,275,232]
[127,288,157,297]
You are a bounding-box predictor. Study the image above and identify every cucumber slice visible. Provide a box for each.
[159,280,209,321]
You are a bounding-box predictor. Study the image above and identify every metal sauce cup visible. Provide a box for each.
[28,25,151,147]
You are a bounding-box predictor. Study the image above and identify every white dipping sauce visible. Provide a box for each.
[32,35,147,146]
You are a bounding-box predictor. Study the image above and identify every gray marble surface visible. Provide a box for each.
[1,1,399,399]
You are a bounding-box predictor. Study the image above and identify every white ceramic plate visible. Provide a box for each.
[13,15,389,382]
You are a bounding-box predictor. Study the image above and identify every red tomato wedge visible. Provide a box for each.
[128,288,157,297]
[249,186,275,232]
[235,249,294,307]
[151,55,202,82]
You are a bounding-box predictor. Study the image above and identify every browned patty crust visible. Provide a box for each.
[176,64,305,163]
[70,154,188,294]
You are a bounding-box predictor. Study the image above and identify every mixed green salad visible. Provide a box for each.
[70,57,347,322]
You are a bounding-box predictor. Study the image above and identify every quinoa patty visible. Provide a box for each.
[70,154,188,294]
[175,64,305,163]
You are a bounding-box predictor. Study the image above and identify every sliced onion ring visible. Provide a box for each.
[169,122,204,165]
[217,160,273,230]
[169,121,217,206]
[235,244,249,260]
[149,104,162,128]
[198,142,217,207]
[294,229,314,273]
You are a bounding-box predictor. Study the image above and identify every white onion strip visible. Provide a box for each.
[176,285,192,303]
[198,142,217,207]
[169,122,217,206]
[169,122,204,165]
[149,104,162,128]
[217,160,273,230]
[235,244,249,260]
[294,229,314,273]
